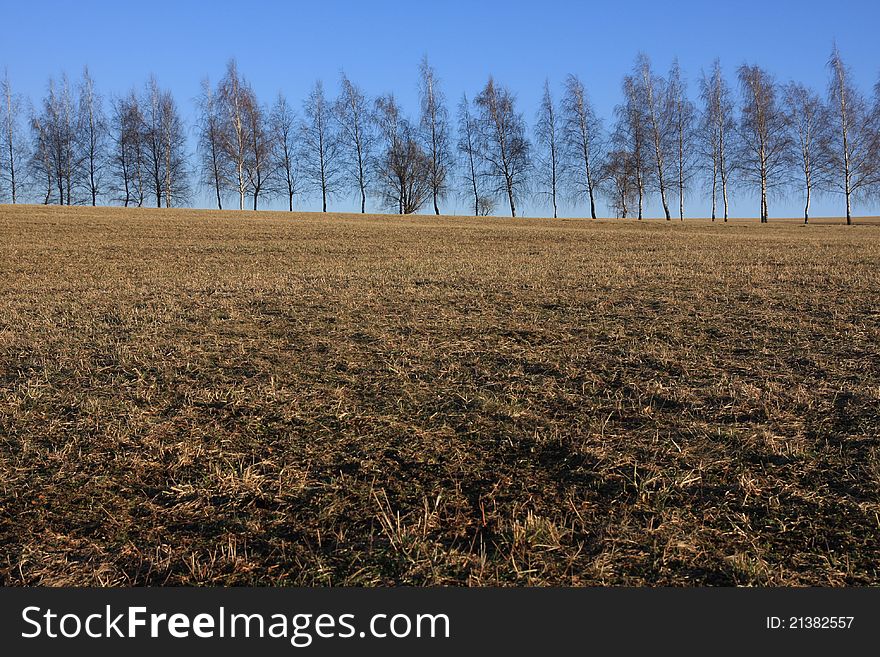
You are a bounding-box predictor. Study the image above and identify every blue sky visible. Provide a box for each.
[2,0,879,217]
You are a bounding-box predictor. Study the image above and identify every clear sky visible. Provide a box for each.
[2,0,879,217]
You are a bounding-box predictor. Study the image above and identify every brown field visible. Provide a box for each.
[1,204,879,586]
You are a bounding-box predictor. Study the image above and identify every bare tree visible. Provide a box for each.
[29,112,54,205]
[0,70,26,204]
[668,60,696,220]
[301,80,341,212]
[217,60,251,210]
[601,147,638,218]
[699,60,735,221]
[196,77,229,209]
[783,82,829,223]
[143,76,165,207]
[635,53,674,219]
[270,93,300,211]
[143,76,189,208]
[534,79,561,218]
[160,89,190,208]
[613,75,651,219]
[456,92,485,216]
[418,56,452,215]
[109,91,147,207]
[561,74,604,219]
[737,64,791,222]
[374,94,432,214]
[243,93,272,210]
[826,45,879,224]
[474,77,530,217]
[334,73,374,213]
[476,195,495,216]
[77,67,106,206]
[35,74,78,205]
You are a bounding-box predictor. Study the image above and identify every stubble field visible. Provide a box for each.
[1,204,879,586]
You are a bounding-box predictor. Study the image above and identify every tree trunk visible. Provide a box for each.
[804,184,810,224]
[711,164,717,222]
[679,171,684,221]
[636,171,643,220]
[238,162,245,210]
[722,176,729,222]
[761,171,768,223]
[841,86,853,225]
[678,123,684,221]
[506,177,516,217]
[472,171,479,217]
[5,129,15,203]
[659,172,670,219]
[719,124,728,221]
[804,168,810,223]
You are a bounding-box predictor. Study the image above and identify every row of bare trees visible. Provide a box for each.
[602,47,880,224]
[7,68,189,209]
[1,48,879,221]
[189,58,454,215]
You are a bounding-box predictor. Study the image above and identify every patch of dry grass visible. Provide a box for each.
[1,204,878,586]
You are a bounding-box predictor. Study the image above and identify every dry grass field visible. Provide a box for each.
[1,204,879,586]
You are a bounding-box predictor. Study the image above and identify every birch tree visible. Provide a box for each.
[736,64,791,222]
[36,74,78,205]
[456,93,485,216]
[826,46,879,224]
[243,93,272,210]
[602,147,638,218]
[196,77,229,209]
[218,60,249,210]
[534,79,561,217]
[270,93,299,212]
[143,76,189,208]
[374,93,431,214]
[635,54,673,219]
[29,114,54,205]
[474,77,530,217]
[0,70,25,204]
[613,75,651,219]
[109,91,146,207]
[699,61,735,221]
[334,73,374,213]
[143,76,165,207]
[158,88,190,207]
[561,74,604,219]
[77,67,107,206]
[668,60,696,220]
[418,56,451,215]
[301,80,341,212]
[783,82,829,223]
